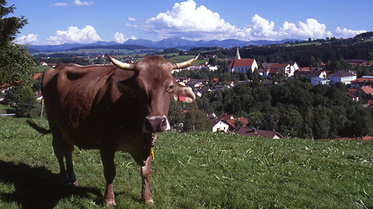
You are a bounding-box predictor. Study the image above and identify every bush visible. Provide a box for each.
[15,86,36,118]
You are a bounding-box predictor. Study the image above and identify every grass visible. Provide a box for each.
[0,118,372,208]
[168,55,206,65]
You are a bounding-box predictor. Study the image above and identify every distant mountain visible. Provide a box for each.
[28,38,297,53]
[29,42,119,53]
[123,38,291,49]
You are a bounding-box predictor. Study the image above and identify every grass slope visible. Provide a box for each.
[0,118,372,208]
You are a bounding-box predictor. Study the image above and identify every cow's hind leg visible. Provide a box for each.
[52,135,70,184]
[52,131,77,186]
[65,144,78,186]
[100,149,116,207]
[141,155,154,204]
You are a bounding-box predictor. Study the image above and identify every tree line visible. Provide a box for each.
[194,79,373,139]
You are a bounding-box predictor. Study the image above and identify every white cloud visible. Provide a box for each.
[142,0,358,41]
[125,23,138,28]
[334,27,366,38]
[15,34,39,45]
[51,0,93,7]
[112,32,127,44]
[46,25,102,45]
[144,0,241,40]
[243,14,278,40]
[128,17,137,22]
[51,2,68,6]
[72,0,93,6]
[279,18,332,39]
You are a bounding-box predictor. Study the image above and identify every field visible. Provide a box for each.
[0,118,372,208]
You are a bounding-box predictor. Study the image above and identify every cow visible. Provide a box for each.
[39,54,198,206]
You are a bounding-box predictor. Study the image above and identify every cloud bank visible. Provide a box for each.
[46,25,102,45]
[18,0,367,45]
[144,0,364,41]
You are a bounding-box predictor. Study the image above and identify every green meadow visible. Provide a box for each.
[0,118,372,208]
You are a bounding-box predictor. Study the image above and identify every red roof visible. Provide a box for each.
[351,78,373,83]
[229,59,255,67]
[237,127,283,139]
[270,63,289,68]
[34,73,42,80]
[361,86,373,95]
[348,88,358,93]
[224,117,248,129]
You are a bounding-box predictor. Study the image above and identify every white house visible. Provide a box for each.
[228,47,258,73]
[264,62,298,77]
[211,119,230,132]
[328,71,357,85]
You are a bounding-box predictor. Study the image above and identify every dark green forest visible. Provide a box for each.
[192,79,373,139]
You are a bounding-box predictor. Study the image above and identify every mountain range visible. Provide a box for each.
[28,38,294,53]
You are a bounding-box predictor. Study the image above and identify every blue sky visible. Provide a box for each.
[9,0,372,45]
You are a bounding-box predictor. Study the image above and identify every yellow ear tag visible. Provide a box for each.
[151,147,155,160]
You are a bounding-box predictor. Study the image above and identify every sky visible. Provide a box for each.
[8,0,373,45]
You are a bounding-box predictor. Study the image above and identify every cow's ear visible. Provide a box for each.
[172,86,195,103]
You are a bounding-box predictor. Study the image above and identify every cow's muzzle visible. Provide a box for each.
[143,115,170,132]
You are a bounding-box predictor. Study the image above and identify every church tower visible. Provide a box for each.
[234,46,241,60]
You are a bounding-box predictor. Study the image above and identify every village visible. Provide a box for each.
[10,46,371,140]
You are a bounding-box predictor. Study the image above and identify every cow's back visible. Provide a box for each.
[42,64,126,148]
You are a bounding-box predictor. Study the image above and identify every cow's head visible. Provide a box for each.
[107,54,198,133]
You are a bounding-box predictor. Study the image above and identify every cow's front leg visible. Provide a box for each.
[100,149,116,207]
[141,154,154,204]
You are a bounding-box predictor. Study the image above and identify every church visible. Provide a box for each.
[228,47,258,73]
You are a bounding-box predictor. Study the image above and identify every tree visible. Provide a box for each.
[183,103,211,132]
[15,86,36,117]
[0,0,27,45]
[208,57,217,66]
[0,1,35,87]
[278,110,303,138]
[168,98,185,131]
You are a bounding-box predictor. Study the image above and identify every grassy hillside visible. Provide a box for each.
[0,118,372,208]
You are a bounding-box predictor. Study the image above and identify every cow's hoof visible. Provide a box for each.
[105,199,116,207]
[71,180,79,187]
[145,198,154,205]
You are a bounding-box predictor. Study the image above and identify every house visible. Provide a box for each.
[311,77,330,85]
[328,71,357,85]
[345,59,369,66]
[368,100,373,108]
[34,73,42,80]
[211,119,230,132]
[263,62,298,78]
[346,91,359,102]
[223,117,248,131]
[237,127,283,139]
[360,86,373,98]
[296,70,327,79]
[258,68,270,77]
[228,47,258,73]
[350,76,373,89]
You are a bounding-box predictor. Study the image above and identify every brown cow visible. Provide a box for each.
[40,54,198,206]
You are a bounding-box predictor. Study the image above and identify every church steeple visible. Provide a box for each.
[235,46,241,60]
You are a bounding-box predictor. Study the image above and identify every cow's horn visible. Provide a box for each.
[172,54,199,69]
[106,54,135,70]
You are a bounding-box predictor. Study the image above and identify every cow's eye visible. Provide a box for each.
[167,85,174,92]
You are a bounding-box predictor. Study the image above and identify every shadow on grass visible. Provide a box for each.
[0,160,103,208]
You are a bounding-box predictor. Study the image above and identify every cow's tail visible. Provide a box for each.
[27,120,52,135]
